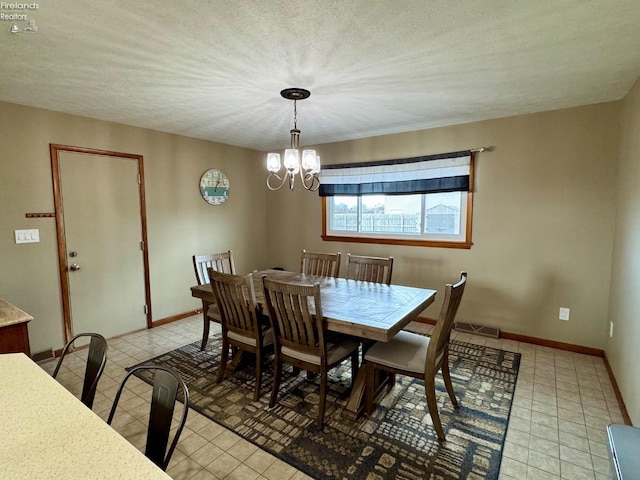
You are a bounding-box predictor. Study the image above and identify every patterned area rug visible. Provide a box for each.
[130,335,520,480]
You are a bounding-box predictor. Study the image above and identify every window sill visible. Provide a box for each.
[321,234,472,249]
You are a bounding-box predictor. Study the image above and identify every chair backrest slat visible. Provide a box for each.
[426,272,467,372]
[208,270,260,339]
[108,365,189,471]
[263,276,325,357]
[83,335,109,407]
[146,369,178,466]
[52,332,108,410]
[193,250,235,285]
[300,249,341,278]
[346,254,394,285]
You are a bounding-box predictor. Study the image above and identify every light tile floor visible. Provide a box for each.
[40,316,621,480]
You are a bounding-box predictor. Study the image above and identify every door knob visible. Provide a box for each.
[69,263,81,271]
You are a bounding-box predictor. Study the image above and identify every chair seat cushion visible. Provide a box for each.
[364,330,429,374]
[281,338,360,366]
[206,304,221,322]
[228,327,274,347]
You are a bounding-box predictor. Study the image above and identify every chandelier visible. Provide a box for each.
[266,88,320,191]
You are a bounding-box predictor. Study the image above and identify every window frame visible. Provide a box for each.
[320,154,474,249]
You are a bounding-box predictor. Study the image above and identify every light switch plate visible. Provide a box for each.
[15,229,40,244]
[559,307,570,321]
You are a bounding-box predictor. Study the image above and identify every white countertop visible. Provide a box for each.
[0,299,33,328]
[0,353,172,479]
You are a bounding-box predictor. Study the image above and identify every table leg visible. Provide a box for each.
[200,300,211,351]
[343,365,392,420]
[343,367,367,420]
[227,348,245,372]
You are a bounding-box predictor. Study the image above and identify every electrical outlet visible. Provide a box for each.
[610,321,614,338]
[559,307,570,321]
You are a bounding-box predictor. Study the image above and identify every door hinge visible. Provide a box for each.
[140,240,145,251]
[143,305,149,314]
[137,174,141,185]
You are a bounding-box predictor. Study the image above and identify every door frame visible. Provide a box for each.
[50,144,152,343]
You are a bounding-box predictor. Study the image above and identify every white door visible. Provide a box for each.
[59,151,147,339]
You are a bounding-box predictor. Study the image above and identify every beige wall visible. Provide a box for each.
[2,97,633,416]
[607,77,640,425]
[0,101,269,354]
[266,103,621,350]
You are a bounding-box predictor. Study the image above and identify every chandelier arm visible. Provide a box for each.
[266,172,289,191]
[301,171,320,191]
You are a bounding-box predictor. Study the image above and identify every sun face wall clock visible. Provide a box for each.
[200,169,230,205]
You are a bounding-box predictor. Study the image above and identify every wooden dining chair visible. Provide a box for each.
[108,365,189,471]
[262,276,360,429]
[52,332,108,410]
[192,250,236,350]
[300,249,341,278]
[345,254,394,285]
[363,271,467,441]
[208,269,274,401]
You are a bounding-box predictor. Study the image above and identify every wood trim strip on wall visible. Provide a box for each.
[151,309,201,327]
[50,144,74,343]
[414,316,604,355]
[25,212,55,218]
[320,232,473,249]
[499,331,605,357]
[43,309,201,360]
[603,353,632,425]
[136,156,153,328]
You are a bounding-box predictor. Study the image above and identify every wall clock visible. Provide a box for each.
[199,169,230,205]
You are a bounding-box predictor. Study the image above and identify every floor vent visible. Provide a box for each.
[455,322,500,338]
[32,348,55,363]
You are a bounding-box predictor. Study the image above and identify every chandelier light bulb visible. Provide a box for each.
[301,150,317,171]
[284,149,300,173]
[267,153,281,173]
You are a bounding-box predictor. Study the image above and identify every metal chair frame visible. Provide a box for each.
[52,332,108,410]
[107,364,189,471]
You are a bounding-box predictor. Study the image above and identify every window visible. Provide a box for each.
[320,151,474,249]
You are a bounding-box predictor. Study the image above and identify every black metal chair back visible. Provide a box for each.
[107,365,189,471]
[52,332,108,409]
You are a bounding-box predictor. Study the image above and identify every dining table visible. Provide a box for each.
[0,352,172,479]
[191,269,437,419]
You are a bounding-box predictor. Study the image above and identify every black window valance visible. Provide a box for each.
[318,150,472,197]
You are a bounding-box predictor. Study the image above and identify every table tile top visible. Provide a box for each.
[192,270,436,342]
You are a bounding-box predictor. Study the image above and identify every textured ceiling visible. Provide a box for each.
[2,1,640,151]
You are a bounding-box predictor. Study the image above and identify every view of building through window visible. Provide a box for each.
[329,192,463,238]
